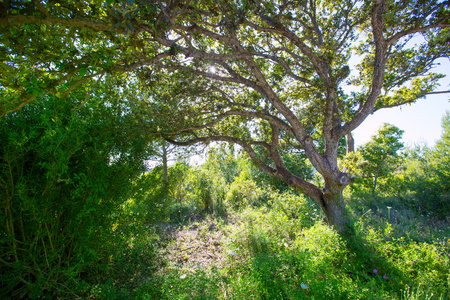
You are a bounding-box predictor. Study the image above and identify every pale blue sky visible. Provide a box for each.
[353,58,450,149]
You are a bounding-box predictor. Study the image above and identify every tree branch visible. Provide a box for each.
[33,0,50,17]
[373,89,450,111]
[159,64,244,84]
[0,15,112,32]
[165,135,277,175]
[255,53,311,84]
[166,109,294,136]
[113,51,173,71]
[423,89,450,96]
[338,0,388,138]
[387,23,450,46]
[165,132,324,203]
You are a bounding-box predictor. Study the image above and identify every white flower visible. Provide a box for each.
[227,250,238,256]
[300,283,309,289]
[180,274,187,279]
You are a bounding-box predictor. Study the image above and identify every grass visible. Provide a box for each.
[84,190,450,300]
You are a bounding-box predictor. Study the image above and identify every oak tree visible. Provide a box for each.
[1,0,449,233]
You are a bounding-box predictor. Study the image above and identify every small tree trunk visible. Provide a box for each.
[346,133,355,154]
[162,142,168,198]
[162,145,168,183]
[372,164,381,196]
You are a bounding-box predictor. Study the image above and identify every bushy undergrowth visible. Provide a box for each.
[78,233,160,299]
[72,147,450,300]
[4,116,449,299]
[0,92,156,298]
[132,189,449,300]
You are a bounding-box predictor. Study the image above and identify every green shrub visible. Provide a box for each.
[126,167,172,225]
[225,171,264,209]
[219,190,450,300]
[168,201,202,223]
[0,91,152,297]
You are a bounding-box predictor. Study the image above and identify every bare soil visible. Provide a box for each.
[155,217,227,272]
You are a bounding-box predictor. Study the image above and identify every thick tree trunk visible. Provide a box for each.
[269,147,353,235]
[277,165,352,235]
[321,189,351,235]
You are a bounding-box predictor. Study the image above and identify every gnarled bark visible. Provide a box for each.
[321,184,351,235]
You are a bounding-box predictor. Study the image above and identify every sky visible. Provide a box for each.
[352,58,450,149]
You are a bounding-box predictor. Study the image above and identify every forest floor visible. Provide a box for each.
[155,215,228,275]
[136,202,450,300]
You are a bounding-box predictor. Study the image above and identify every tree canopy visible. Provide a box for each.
[1,0,449,233]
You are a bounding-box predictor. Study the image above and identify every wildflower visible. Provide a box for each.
[300,283,309,289]
[180,274,187,279]
[227,250,238,256]
[373,269,378,274]
[383,275,387,279]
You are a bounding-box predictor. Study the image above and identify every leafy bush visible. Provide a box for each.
[168,201,202,224]
[142,268,222,300]
[225,170,264,209]
[80,233,160,299]
[402,149,450,220]
[347,113,450,219]
[217,189,450,300]
[126,166,172,225]
[0,90,152,297]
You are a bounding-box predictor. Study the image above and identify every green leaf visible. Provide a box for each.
[79,67,88,76]
[110,22,123,31]
[125,21,135,33]
[0,62,14,74]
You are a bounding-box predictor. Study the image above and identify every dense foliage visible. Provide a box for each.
[1,108,450,298]
[399,112,450,220]
[0,0,449,298]
[0,82,154,298]
[1,0,449,233]
[119,130,450,300]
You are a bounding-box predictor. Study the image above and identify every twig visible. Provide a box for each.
[359,209,372,219]
[73,73,105,111]
[179,245,196,252]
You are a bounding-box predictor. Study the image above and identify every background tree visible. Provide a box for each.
[146,140,182,192]
[401,112,450,219]
[1,0,449,234]
[347,123,404,195]
[429,111,450,197]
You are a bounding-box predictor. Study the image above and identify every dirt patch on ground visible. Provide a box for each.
[156,218,226,271]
